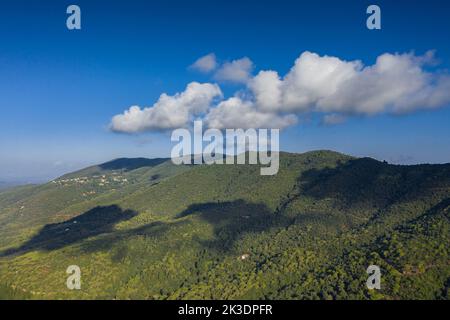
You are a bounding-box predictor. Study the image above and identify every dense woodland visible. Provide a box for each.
[0,151,449,299]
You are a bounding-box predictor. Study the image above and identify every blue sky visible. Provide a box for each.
[1,0,450,182]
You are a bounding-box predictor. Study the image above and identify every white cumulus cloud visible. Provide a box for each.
[249,51,450,115]
[110,82,222,133]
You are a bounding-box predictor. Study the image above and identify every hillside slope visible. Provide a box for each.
[0,151,449,299]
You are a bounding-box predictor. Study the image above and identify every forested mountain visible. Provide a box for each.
[0,151,449,299]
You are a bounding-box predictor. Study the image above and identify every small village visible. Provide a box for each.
[52,172,129,188]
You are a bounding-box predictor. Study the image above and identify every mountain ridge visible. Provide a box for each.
[0,150,449,299]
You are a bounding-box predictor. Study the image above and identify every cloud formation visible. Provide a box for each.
[110,82,222,133]
[250,51,450,116]
[205,97,297,129]
[214,57,253,83]
[111,51,450,133]
[189,53,217,73]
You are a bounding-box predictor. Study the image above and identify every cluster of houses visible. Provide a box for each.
[52,173,129,188]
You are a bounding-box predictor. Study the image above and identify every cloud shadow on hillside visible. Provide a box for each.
[291,157,414,215]
[297,157,450,205]
[0,205,137,257]
[99,158,168,171]
[175,199,292,252]
[79,199,297,258]
[2,192,354,259]
[79,200,289,255]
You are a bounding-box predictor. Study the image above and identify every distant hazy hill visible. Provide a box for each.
[0,182,10,191]
[0,181,22,191]
[0,151,449,300]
